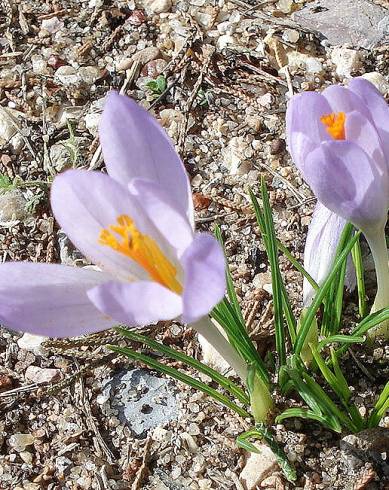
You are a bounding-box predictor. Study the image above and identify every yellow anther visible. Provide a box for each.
[99,214,182,294]
[320,112,346,140]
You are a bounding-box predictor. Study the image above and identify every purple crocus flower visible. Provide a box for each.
[0,93,247,378]
[287,78,389,338]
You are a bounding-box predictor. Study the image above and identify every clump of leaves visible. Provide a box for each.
[197,87,212,107]
[0,174,15,193]
[59,122,81,167]
[146,75,167,99]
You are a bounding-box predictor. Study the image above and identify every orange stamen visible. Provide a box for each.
[320,111,346,140]
[99,215,182,294]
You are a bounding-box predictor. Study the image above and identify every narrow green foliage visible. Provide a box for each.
[368,381,389,428]
[276,239,319,292]
[236,424,296,482]
[213,227,269,385]
[249,181,295,368]
[317,334,364,352]
[276,408,338,429]
[109,345,251,419]
[334,307,389,359]
[351,234,367,318]
[0,174,14,192]
[197,87,211,107]
[115,326,249,405]
[321,224,354,336]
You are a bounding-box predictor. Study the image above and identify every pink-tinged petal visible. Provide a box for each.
[87,280,182,326]
[0,263,115,337]
[322,85,372,121]
[303,141,388,231]
[181,234,226,324]
[286,92,331,165]
[348,77,389,163]
[99,92,194,225]
[303,203,355,306]
[129,178,194,258]
[51,169,166,281]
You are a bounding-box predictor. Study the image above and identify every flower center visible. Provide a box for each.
[99,215,182,294]
[320,111,346,140]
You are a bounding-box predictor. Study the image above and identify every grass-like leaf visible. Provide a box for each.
[109,345,251,419]
[317,335,365,352]
[115,327,249,405]
[368,381,389,428]
[213,227,269,385]
[250,182,294,368]
[351,234,367,318]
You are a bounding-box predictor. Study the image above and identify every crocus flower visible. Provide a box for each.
[0,93,247,380]
[287,78,389,338]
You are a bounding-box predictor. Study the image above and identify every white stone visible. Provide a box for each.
[19,451,33,464]
[217,34,235,50]
[240,443,278,489]
[143,0,172,14]
[117,47,161,72]
[253,272,272,290]
[79,66,101,86]
[0,108,24,153]
[277,0,295,14]
[41,16,64,34]
[25,366,61,384]
[152,427,172,443]
[17,333,47,356]
[0,189,27,225]
[8,433,35,452]
[54,66,80,87]
[282,28,299,43]
[286,52,323,75]
[331,47,362,78]
[31,55,49,75]
[159,108,186,139]
[84,112,101,136]
[362,72,389,95]
[222,136,251,175]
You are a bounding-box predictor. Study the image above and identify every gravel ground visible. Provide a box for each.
[0,0,388,488]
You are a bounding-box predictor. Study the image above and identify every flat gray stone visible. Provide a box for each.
[340,428,389,476]
[100,368,179,438]
[293,0,389,49]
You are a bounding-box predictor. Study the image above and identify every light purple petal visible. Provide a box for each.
[303,141,388,231]
[303,203,355,306]
[348,77,389,164]
[129,178,194,258]
[0,263,115,337]
[51,169,170,282]
[322,85,372,121]
[181,234,226,324]
[345,111,387,178]
[99,92,194,225]
[288,132,317,175]
[87,280,182,326]
[286,92,331,166]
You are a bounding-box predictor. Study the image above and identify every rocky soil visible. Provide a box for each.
[0,0,388,488]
